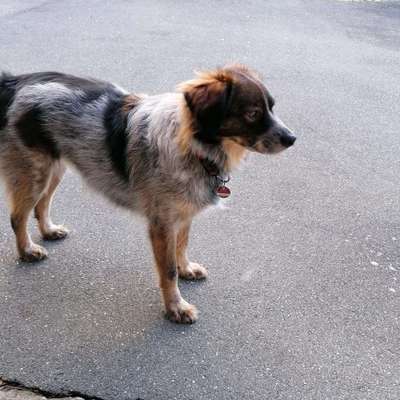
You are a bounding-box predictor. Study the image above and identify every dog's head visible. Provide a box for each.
[180,64,296,155]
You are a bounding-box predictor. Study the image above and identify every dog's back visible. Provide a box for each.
[0,71,129,158]
[0,72,146,206]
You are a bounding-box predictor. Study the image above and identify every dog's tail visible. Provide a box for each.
[0,71,18,131]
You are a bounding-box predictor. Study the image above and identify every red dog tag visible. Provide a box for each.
[216,185,231,198]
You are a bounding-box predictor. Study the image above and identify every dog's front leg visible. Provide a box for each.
[176,220,208,280]
[149,222,198,324]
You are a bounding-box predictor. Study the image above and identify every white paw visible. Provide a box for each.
[178,262,208,280]
[20,244,48,262]
[165,299,198,324]
[42,225,69,240]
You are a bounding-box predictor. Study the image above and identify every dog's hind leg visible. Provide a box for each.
[6,155,53,262]
[149,221,198,324]
[34,161,68,240]
[176,219,208,280]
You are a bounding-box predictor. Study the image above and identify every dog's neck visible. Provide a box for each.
[190,139,228,175]
[196,149,227,180]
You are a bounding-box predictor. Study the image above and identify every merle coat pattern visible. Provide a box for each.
[0,65,296,323]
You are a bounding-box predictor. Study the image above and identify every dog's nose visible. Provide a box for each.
[280,133,296,148]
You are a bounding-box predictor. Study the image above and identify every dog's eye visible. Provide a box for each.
[245,109,261,122]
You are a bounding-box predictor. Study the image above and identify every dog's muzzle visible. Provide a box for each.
[278,127,296,148]
[252,114,297,154]
[272,114,296,149]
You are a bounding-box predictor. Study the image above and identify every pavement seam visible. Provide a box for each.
[0,378,105,400]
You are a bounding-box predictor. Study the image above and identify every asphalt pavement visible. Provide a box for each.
[0,1,399,399]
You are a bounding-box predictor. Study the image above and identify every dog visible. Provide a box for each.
[0,64,296,323]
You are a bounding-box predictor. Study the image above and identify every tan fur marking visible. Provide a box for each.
[7,168,51,259]
[176,99,195,156]
[176,220,191,270]
[149,224,178,291]
[1,148,53,260]
[122,94,141,113]
[177,198,198,220]
[10,187,37,252]
[222,139,248,170]
[176,220,208,280]
[35,162,68,240]
[149,222,198,323]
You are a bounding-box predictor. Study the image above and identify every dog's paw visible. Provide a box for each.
[165,300,198,324]
[20,244,48,262]
[42,225,69,241]
[178,262,208,280]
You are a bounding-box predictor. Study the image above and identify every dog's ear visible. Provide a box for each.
[179,70,233,143]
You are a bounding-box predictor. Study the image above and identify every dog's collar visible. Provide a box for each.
[197,155,231,198]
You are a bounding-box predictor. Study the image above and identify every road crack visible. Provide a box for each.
[0,378,106,400]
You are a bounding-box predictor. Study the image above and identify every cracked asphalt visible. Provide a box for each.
[1,0,400,399]
[0,378,86,400]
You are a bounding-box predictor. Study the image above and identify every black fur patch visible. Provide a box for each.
[167,265,177,280]
[103,94,130,181]
[186,82,233,145]
[0,73,17,130]
[16,105,60,158]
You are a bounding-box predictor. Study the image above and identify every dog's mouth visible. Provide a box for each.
[250,142,284,154]
[251,132,296,155]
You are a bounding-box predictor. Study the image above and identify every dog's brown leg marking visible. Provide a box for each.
[149,222,198,324]
[34,162,68,241]
[8,167,51,262]
[176,220,208,280]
